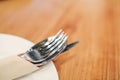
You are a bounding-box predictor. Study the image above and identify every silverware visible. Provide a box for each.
[32,41,79,66]
[21,30,78,66]
[62,41,79,53]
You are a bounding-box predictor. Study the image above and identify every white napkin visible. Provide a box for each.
[0,55,39,80]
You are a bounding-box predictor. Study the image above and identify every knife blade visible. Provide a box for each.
[62,41,79,53]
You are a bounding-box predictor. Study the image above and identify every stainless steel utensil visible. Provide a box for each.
[21,30,78,66]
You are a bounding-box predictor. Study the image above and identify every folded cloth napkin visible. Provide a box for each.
[0,55,39,80]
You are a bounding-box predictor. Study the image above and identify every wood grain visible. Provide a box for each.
[0,0,120,80]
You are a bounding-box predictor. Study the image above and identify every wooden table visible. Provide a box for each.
[0,0,120,80]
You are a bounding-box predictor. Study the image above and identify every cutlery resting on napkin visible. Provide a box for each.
[0,30,79,80]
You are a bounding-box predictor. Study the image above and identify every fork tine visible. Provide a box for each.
[46,31,64,49]
[42,29,63,47]
[49,35,68,55]
[55,29,63,38]
[45,33,68,54]
[42,31,65,51]
[42,30,64,49]
[50,33,67,49]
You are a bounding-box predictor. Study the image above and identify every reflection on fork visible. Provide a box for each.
[21,30,68,66]
[20,30,79,66]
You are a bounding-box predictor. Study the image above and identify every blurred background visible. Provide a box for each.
[0,0,120,80]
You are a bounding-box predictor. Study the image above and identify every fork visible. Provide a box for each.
[21,30,78,66]
[21,30,67,66]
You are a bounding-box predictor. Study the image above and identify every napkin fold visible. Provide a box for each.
[0,55,39,80]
